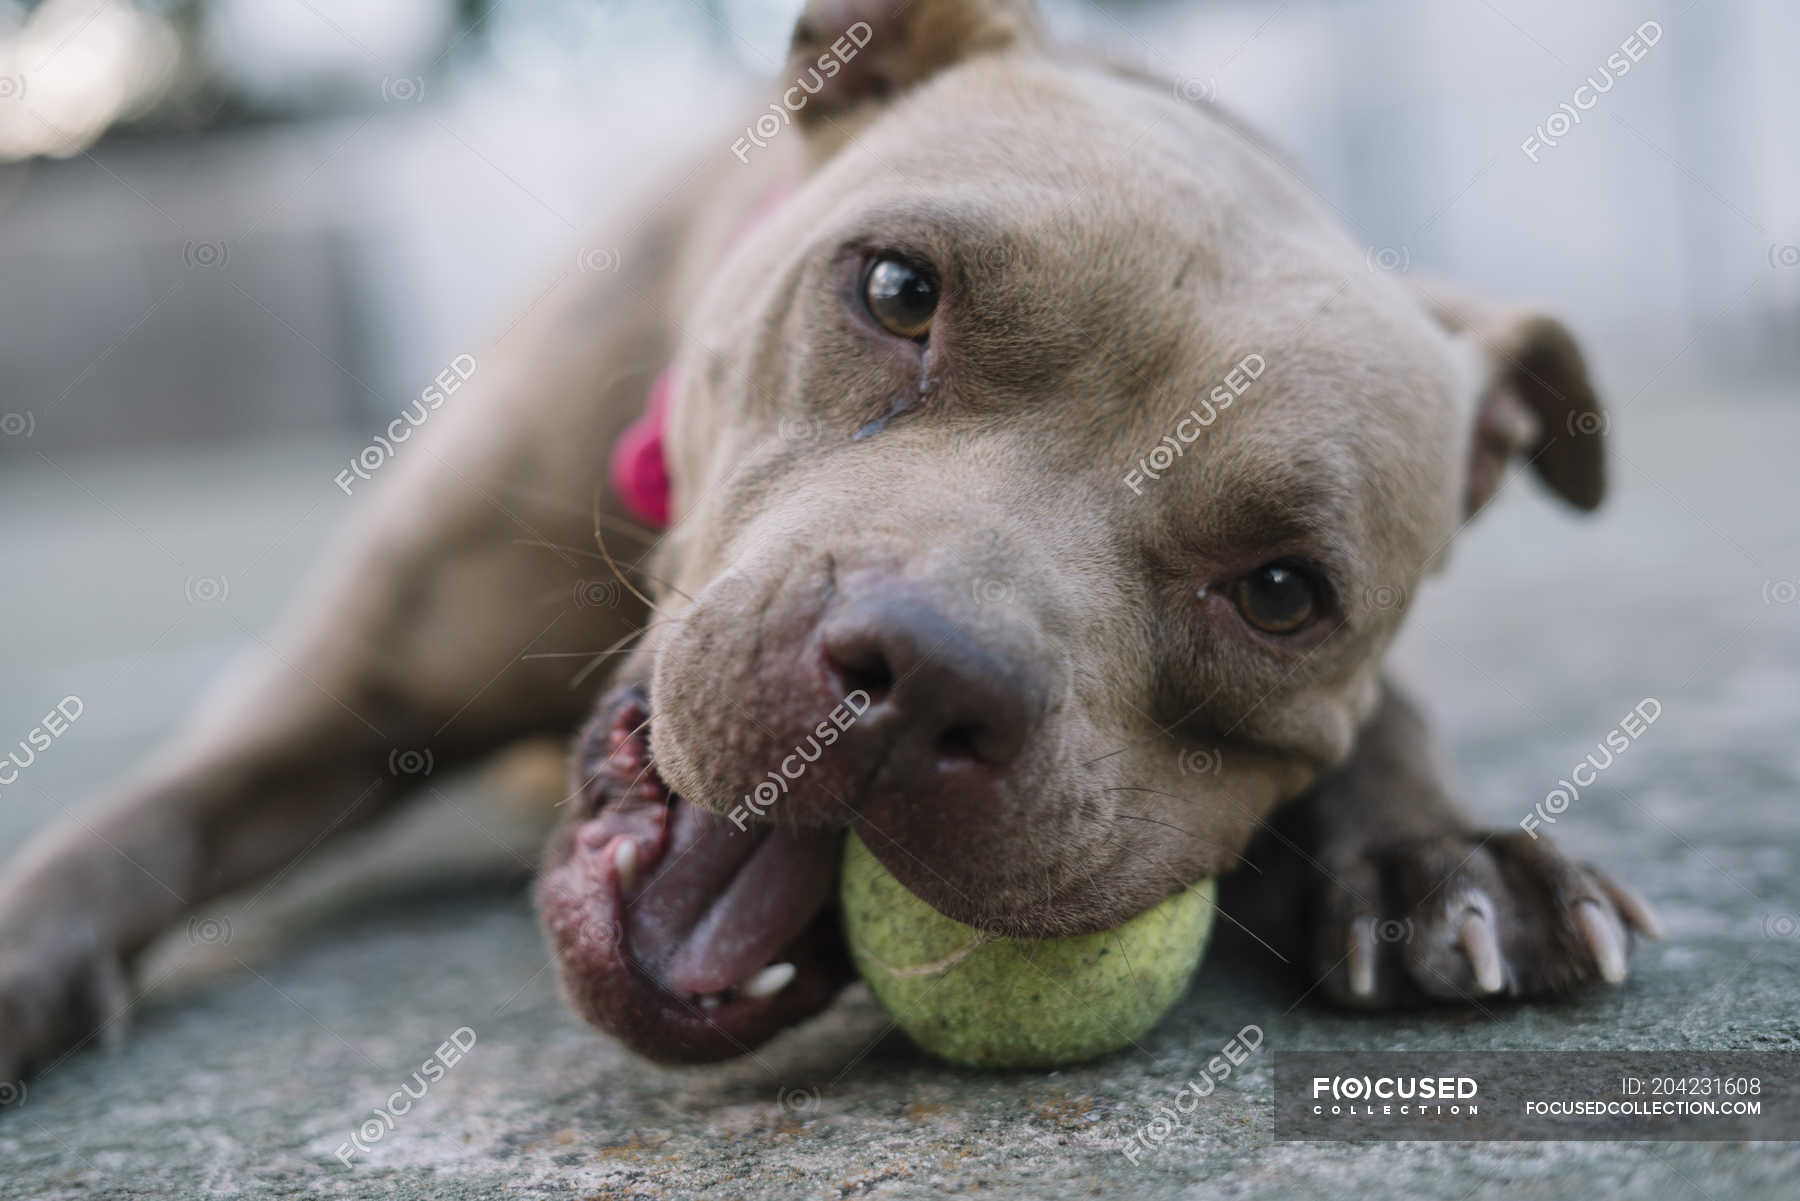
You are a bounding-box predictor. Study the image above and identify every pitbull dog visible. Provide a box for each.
[0,0,1657,1077]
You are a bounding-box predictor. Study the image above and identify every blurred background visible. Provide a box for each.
[1,0,1795,454]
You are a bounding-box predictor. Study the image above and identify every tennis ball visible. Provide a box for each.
[840,832,1215,1068]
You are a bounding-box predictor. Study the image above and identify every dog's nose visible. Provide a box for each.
[818,589,1047,771]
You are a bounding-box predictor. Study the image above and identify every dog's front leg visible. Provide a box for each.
[1263,681,1660,1007]
[0,706,421,1085]
[0,387,653,1085]
[0,578,600,1087]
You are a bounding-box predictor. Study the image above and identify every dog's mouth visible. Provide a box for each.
[535,687,854,1063]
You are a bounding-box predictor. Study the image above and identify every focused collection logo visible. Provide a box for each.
[1310,1074,1479,1117]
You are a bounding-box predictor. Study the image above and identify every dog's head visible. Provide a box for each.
[537,0,1607,1061]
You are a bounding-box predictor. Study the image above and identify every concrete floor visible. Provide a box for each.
[0,374,1796,1198]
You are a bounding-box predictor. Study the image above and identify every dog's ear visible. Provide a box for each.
[1417,281,1607,516]
[784,0,1044,126]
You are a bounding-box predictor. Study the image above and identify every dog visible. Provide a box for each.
[0,0,1658,1079]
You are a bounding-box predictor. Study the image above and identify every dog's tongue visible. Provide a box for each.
[626,799,842,996]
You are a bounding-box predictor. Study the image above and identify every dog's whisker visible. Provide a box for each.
[1148,863,1290,966]
[1080,744,1137,768]
[514,537,652,573]
[592,487,678,611]
[622,756,660,797]
[593,511,662,544]
[559,713,660,808]
[569,655,613,690]
[1103,785,1185,800]
[571,631,664,689]
[589,713,657,779]
[629,613,692,636]
[483,466,665,538]
[1092,828,1289,964]
[1103,784,1267,826]
[514,535,696,606]
[564,615,691,690]
[522,649,641,660]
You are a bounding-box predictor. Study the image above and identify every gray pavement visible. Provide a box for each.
[0,372,1796,1198]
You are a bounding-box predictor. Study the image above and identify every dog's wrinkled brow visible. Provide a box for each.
[1197,466,1359,580]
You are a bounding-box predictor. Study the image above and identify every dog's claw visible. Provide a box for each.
[1600,877,1662,940]
[1455,906,1505,994]
[1575,899,1628,984]
[1313,831,1649,1007]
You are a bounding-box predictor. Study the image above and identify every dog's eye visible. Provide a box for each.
[1230,561,1319,635]
[863,257,938,340]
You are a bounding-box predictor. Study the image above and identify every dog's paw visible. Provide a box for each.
[0,926,132,1098]
[1310,830,1661,1008]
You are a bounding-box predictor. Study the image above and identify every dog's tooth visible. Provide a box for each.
[738,962,796,1000]
[613,838,639,892]
[1455,909,1505,994]
[1576,900,1629,983]
[698,993,721,1010]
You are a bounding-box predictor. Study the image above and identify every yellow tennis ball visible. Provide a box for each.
[840,832,1216,1068]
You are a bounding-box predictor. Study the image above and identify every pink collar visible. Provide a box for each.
[609,367,677,529]
[609,184,792,530]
